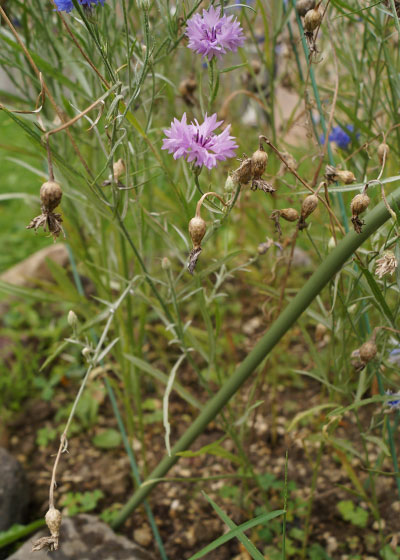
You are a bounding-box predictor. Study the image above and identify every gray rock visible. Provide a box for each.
[0,448,29,531]
[7,514,155,560]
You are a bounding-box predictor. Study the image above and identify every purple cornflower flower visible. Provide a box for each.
[53,0,105,13]
[385,390,400,411]
[186,6,245,61]
[162,113,238,169]
[320,124,358,150]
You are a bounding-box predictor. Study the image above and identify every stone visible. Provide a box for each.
[0,447,29,531]
[0,244,69,287]
[6,514,155,560]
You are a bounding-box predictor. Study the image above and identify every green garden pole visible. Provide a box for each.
[112,185,400,529]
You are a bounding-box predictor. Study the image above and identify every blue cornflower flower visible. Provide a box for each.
[385,390,400,411]
[320,124,358,150]
[54,0,106,13]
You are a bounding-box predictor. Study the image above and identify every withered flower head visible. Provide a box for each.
[375,251,398,279]
[304,7,322,32]
[359,340,378,364]
[113,158,126,181]
[251,178,275,194]
[377,143,389,165]
[325,165,355,185]
[350,192,370,234]
[40,181,62,212]
[280,208,299,222]
[232,157,253,185]
[298,194,318,230]
[251,146,268,179]
[296,0,316,16]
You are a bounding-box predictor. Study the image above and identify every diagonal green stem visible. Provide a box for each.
[111,184,400,529]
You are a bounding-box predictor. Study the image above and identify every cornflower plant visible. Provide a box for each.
[1,0,400,558]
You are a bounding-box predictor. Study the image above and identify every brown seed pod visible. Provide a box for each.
[45,507,62,538]
[304,8,322,32]
[359,340,377,364]
[335,170,356,184]
[301,195,318,220]
[351,193,370,217]
[296,0,316,16]
[377,143,389,165]
[233,158,253,185]
[251,148,268,179]
[188,216,206,249]
[40,181,62,212]
[280,208,299,222]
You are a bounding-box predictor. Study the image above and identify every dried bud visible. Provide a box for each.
[179,78,197,105]
[279,151,298,174]
[315,323,327,342]
[301,195,318,220]
[335,170,356,184]
[113,158,126,181]
[280,208,299,222]
[67,310,78,329]
[251,147,268,179]
[298,195,318,230]
[161,257,171,270]
[351,193,370,217]
[233,158,253,185]
[350,193,370,233]
[296,0,316,17]
[45,507,62,539]
[377,143,389,165]
[225,175,238,193]
[188,216,206,249]
[359,340,377,364]
[325,165,355,184]
[40,181,62,212]
[304,8,322,32]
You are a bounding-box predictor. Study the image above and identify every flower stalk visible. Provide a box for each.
[111,183,400,529]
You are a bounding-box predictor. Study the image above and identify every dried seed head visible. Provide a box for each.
[301,195,318,220]
[40,181,62,212]
[279,151,298,173]
[113,158,126,181]
[375,251,398,279]
[280,208,299,222]
[251,178,275,193]
[377,143,389,165]
[45,508,62,538]
[351,193,370,217]
[233,158,253,185]
[335,170,356,184]
[304,8,322,32]
[359,340,377,364]
[251,148,268,179]
[325,165,355,184]
[189,216,207,249]
[296,0,316,17]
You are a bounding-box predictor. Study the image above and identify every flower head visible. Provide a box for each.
[385,390,400,411]
[53,0,105,13]
[162,113,238,169]
[320,124,358,150]
[186,6,245,61]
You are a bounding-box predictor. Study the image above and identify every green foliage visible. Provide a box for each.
[337,500,369,528]
[0,520,46,549]
[92,428,122,449]
[36,426,57,448]
[60,490,104,516]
